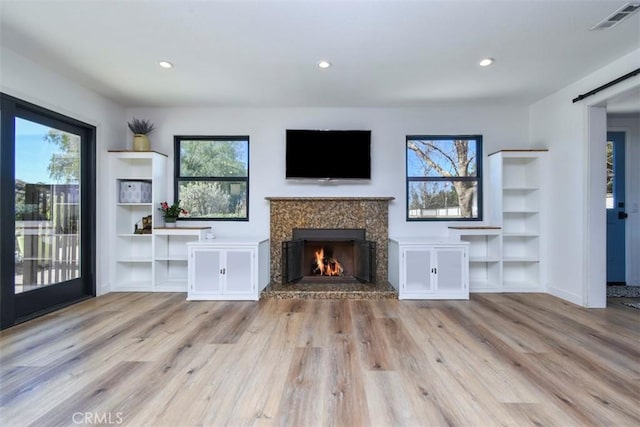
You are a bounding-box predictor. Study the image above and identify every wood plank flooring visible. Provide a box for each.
[0,293,638,426]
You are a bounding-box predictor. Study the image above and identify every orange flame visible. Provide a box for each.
[314,248,326,275]
[326,258,344,276]
[314,248,344,276]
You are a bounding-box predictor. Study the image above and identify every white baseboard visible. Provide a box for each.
[547,285,584,306]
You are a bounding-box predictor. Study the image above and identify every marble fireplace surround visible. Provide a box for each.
[266,197,394,285]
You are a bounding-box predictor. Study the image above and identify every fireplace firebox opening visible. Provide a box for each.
[282,228,376,284]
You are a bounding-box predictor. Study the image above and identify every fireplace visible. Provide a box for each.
[266,197,394,286]
[282,229,376,284]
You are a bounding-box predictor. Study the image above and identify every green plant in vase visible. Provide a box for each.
[127,117,155,151]
[159,200,188,227]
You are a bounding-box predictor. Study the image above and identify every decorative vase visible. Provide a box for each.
[133,134,150,151]
[164,217,177,228]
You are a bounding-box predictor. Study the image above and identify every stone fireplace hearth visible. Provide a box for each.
[265,197,394,298]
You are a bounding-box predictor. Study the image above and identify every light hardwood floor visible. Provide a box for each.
[0,293,638,426]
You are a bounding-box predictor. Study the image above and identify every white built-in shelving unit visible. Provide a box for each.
[448,226,502,292]
[491,149,547,291]
[449,149,547,293]
[154,227,210,291]
[109,151,166,291]
[108,150,212,293]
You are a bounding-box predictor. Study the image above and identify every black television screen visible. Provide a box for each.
[285,129,371,180]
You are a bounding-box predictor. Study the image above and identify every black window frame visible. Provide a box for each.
[174,135,249,221]
[406,134,483,222]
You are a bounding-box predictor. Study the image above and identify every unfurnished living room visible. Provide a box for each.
[0,1,639,426]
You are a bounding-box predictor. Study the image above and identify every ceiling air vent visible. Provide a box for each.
[590,2,640,30]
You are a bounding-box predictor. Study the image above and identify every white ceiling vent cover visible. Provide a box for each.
[590,2,640,30]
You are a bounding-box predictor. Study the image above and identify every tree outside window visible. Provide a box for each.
[174,136,249,220]
[406,135,482,220]
[606,140,614,209]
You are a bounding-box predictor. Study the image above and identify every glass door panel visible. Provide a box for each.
[14,118,81,293]
[1,93,94,329]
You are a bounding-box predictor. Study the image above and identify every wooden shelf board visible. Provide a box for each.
[108,149,168,157]
[489,149,549,156]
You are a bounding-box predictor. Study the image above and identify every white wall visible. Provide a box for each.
[608,114,640,286]
[530,48,640,306]
[126,105,530,240]
[1,46,127,295]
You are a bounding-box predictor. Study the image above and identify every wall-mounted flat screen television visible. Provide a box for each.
[285,129,371,180]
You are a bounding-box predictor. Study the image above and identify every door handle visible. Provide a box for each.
[618,211,628,219]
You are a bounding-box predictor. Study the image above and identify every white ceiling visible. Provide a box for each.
[604,85,640,114]
[1,0,639,109]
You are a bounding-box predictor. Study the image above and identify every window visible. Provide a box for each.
[174,136,249,220]
[406,135,482,220]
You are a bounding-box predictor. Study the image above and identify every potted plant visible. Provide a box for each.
[127,118,155,151]
[159,200,188,227]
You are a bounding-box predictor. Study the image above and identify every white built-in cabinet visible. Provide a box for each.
[388,238,469,300]
[187,238,270,300]
[448,149,547,293]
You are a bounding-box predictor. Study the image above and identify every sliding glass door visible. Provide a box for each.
[1,94,95,328]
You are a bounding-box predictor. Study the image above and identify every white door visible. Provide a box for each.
[403,248,434,294]
[435,248,464,293]
[224,249,253,295]
[192,249,222,293]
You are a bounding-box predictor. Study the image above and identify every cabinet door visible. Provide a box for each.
[435,248,465,293]
[403,248,434,293]
[192,249,222,293]
[224,250,253,294]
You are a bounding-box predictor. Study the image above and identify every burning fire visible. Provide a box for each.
[313,248,344,276]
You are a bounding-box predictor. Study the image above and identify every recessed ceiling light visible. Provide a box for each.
[318,60,331,69]
[159,61,174,69]
[479,58,494,67]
